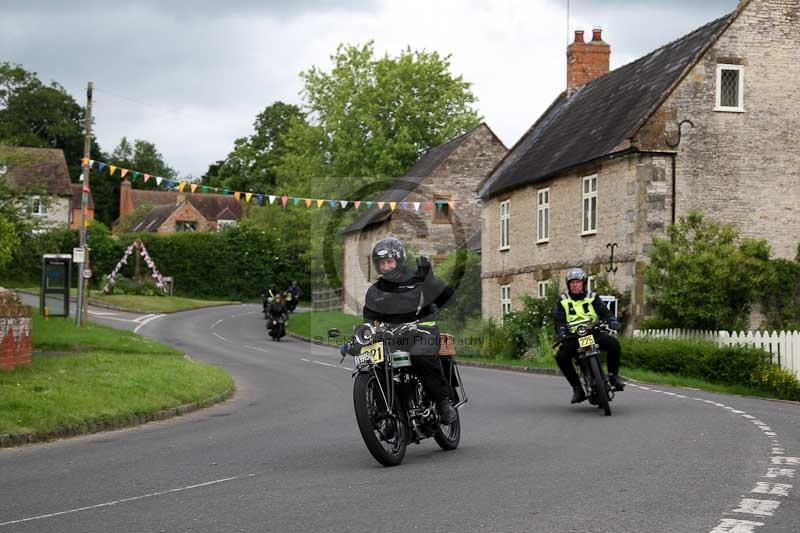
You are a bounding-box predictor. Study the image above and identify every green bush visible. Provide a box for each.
[750,365,800,401]
[501,292,559,358]
[436,250,481,330]
[637,317,673,330]
[110,276,161,296]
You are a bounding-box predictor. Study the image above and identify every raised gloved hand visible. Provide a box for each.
[340,343,350,357]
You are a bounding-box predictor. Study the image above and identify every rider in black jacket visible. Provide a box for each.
[357,237,458,424]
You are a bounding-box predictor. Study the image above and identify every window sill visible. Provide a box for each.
[498,246,510,252]
[581,230,597,237]
[536,239,549,245]
[713,106,745,113]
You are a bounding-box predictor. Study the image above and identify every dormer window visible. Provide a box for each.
[715,64,744,112]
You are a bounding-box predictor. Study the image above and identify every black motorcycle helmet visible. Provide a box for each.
[565,267,588,298]
[372,237,407,281]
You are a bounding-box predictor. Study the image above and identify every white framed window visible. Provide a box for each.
[537,188,550,242]
[500,284,512,315]
[30,196,47,216]
[537,280,549,299]
[0,164,7,175]
[582,175,597,235]
[587,275,595,294]
[499,200,510,250]
[217,219,236,231]
[715,64,744,112]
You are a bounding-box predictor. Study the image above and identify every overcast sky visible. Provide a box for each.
[1,0,738,179]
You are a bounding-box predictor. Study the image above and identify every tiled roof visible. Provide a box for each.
[0,146,73,196]
[129,188,243,221]
[479,12,734,199]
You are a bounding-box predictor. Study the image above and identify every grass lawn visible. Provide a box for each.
[287,310,363,341]
[0,310,233,438]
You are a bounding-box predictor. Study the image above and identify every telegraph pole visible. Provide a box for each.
[76,82,93,327]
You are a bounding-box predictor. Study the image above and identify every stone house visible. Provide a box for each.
[116,178,242,233]
[0,146,74,229]
[342,123,507,315]
[478,0,800,327]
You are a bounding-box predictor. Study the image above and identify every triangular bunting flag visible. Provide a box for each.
[377,202,385,209]
[156,177,163,186]
[328,200,336,209]
[366,201,374,209]
[256,194,264,205]
[143,174,150,183]
[245,192,253,203]
[316,199,324,208]
[413,202,420,211]
[304,199,312,208]
[97,162,106,172]
[81,158,89,167]
[234,191,241,200]
[121,169,129,178]
[109,165,117,176]
[400,202,408,209]
[132,171,140,180]
[268,195,276,205]
[340,200,348,209]
[201,185,209,193]
[191,184,198,193]
[424,201,434,210]
[178,181,186,192]
[292,197,302,206]
[281,195,288,208]
[389,202,397,211]
[354,201,361,209]
[89,159,95,167]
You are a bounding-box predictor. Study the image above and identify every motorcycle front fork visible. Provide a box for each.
[578,354,614,400]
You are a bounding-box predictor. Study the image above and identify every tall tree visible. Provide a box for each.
[0,62,102,181]
[203,101,305,192]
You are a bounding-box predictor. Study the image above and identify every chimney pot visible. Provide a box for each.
[574,30,585,43]
[592,28,603,41]
[566,26,611,93]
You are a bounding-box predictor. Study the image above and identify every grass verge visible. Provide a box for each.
[0,311,234,439]
[286,310,363,341]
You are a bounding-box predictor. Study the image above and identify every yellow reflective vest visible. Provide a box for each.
[559,292,599,332]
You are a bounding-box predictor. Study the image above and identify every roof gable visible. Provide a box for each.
[128,187,243,221]
[0,146,73,196]
[480,11,735,199]
[343,123,495,235]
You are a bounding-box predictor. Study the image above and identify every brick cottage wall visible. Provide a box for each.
[0,289,33,371]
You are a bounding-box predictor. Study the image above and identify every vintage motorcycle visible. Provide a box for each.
[553,319,619,416]
[328,321,467,467]
[284,291,298,313]
[267,315,287,341]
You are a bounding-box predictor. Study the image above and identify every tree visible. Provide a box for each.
[0,62,102,181]
[203,101,305,192]
[280,41,481,182]
[645,211,771,331]
[0,213,18,272]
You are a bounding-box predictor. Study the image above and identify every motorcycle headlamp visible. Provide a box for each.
[354,323,375,345]
[576,325,588,336]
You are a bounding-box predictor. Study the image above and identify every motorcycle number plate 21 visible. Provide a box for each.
[578,334,595,348]
[357,342,385,365]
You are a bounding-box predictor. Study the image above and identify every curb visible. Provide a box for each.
[13,289,241,314]
[0,386,235,449]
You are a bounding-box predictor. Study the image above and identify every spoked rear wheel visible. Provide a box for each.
[433,405,460,451]
[588,356,611,416]
[353,372,407,466]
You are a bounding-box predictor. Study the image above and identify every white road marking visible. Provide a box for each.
[732,498,780,516]
[772,448,785,454]
[210,319,223,329]
[87,310,122,316]
[133,314,164,333]
[709,518,765,532]
[133,313,155,323]
[770,457,800,465]
[751,482,792,496]
[741,414,756,419]
[212,332,232,343]
[0,475,247,527]
[243,345,270,353]
[764,468,795,478]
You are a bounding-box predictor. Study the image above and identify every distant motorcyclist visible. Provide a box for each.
[347,237,458,424]
[285,281,302,313]
[267,293,288,340]
[553,267,623,404]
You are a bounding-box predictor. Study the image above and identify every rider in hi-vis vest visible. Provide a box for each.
[553,267,624,404]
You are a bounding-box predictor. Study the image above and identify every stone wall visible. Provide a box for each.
[0,289,32,371]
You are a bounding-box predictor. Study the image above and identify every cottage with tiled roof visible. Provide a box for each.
[342,123,507,315]
[116,178,243,234]
[0,146,74,228]
[479,0,800,327]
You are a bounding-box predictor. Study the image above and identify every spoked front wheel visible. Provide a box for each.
[353,372,407,466]
[588,356,611,416]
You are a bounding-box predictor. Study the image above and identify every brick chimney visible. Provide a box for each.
[120,178,133,220]
[567,27,610,94]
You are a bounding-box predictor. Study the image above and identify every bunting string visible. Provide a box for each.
[80,158,456,212]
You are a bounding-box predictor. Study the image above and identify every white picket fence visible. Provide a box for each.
[633,328,800,379]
